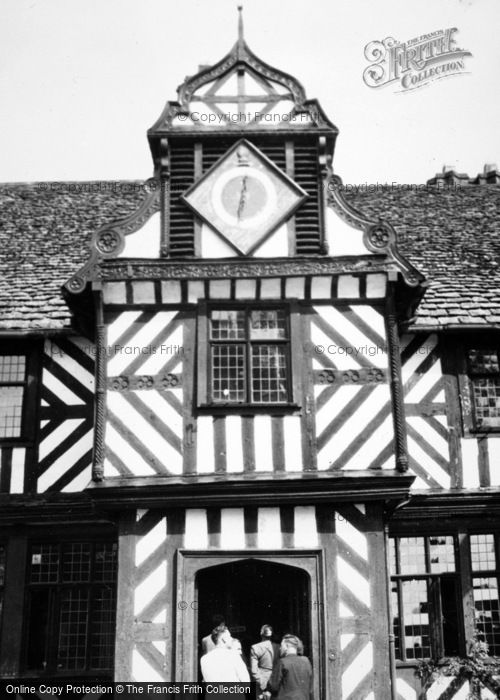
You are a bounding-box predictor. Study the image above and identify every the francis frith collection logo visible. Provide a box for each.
[363,28,472,91]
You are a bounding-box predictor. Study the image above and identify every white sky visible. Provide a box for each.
[1,0,498,184]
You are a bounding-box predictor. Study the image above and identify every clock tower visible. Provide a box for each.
[141,6,341,260]
[65,8,421,698]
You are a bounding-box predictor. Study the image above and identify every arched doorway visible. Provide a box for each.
[197,559,311,663]
[175,550,324,697]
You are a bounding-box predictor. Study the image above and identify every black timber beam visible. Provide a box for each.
[87,470,415,511]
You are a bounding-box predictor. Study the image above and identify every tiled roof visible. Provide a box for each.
[0,181,499,331]
[0,183,144,330]
[347,185,500,329]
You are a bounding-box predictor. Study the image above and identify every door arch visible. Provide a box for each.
[197,558,311,662]
[175,550,324,697]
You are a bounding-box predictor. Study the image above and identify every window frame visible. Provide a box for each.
[197,301,302,413]
[389,528,500,666]
[22,538,118,676]
[458,340,500,436]
[0,341,40,444]
[389,534,463,663]
[469,532,500,658]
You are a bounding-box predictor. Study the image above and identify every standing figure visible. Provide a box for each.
[202,616,243,657]
[250,624,280,697]
[201,615,226,654]
[200,626,250,682]
[270,635,313,700]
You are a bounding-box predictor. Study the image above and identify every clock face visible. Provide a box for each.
[212,165,276,228]
[182,140,307,255]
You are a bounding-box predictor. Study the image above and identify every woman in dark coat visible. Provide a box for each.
[269,635,313,700]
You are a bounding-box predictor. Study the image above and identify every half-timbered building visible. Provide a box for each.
[1,14,499,700]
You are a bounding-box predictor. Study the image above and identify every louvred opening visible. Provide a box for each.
[168,140,196,256]
[167,137,322,257]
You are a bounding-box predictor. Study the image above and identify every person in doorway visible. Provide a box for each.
[201,616,243,657]
[201,615,226,654]
[200,625,250,682]
[250,624,280,698]
[269,634,313,700]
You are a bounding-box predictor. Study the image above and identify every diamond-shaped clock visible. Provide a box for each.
[181,139,308,255]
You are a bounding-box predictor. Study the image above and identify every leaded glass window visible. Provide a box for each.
[470,534,500,655]
[0,355,27,438]
[390,535,460,660]
[208,307,290,405]
[467,348,500,430]
[25,541,117,673]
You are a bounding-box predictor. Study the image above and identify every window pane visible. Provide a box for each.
[90,586,116,669]
[210,310,245,340]
[0,386,24,438]
[473,577,500,656]
[94,543,118,583]
[251,345,288,403]
[62,543,91,583]
[471,534,496,571]
[471,377,500,428]
[0,355,26,383]
[31,544,59,583]
[211,344,245,402]
[57,589,89,670]
[399,537,426,575]
[468,349,500,374]
[250,310,287,340]
[429,536,455,573]
[402,579,430,659]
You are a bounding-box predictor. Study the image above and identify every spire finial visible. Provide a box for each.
[237,5,244,49]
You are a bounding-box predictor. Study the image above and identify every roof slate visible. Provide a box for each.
[1,181,499,332]
[0,183,144,330]
[347,185,500,329]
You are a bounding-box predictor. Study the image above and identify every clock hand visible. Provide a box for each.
[237,176,247,221]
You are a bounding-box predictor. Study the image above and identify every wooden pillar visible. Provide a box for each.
[367,504,393,700]
[114,512,136,681]
[166,509,185,681]
[92,286,106,481]
[316,505,341,700]
[458,531,475,649]
[440,337,464,489]
[386,283,409,472]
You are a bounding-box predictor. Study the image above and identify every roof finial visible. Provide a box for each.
[237,5,244,53]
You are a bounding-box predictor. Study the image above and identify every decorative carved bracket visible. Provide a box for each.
[325,172,424,288]
[65,180,160,294]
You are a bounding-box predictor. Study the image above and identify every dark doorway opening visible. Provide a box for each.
[196,558,311,666]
